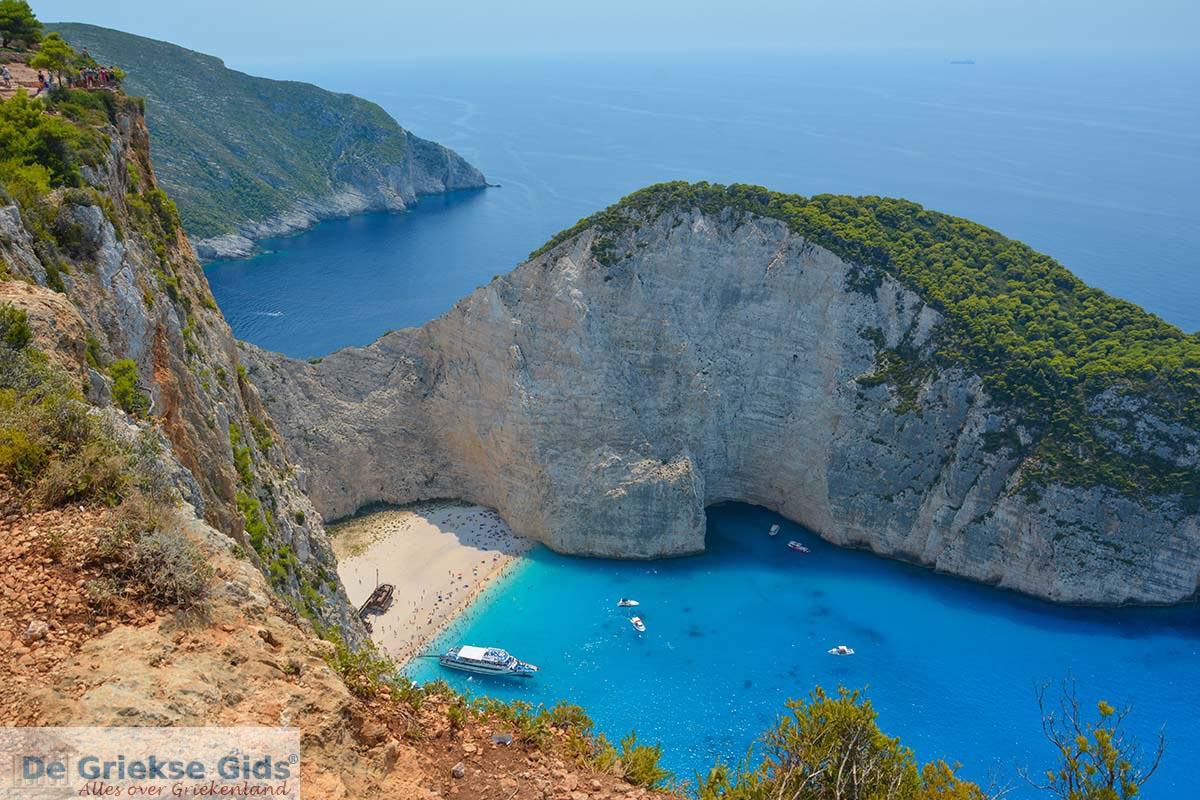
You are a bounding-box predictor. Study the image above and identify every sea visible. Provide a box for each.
[204,53,1200,794]
[208,52,1200,359]
[407,506,1200,795]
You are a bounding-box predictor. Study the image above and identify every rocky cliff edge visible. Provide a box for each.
[244,188,1200,605]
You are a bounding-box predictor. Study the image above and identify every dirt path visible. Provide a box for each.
[0,61,43,100]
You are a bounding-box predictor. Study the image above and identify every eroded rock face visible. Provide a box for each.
[244,209,1200,605]
[0,103,360,636]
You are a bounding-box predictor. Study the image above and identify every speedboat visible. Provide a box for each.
[630,616,646,633]
[768,524,780,537]
[827,645,855,656]
[617,598,640,607]
[439,645,539,677]
[787,540,810,553]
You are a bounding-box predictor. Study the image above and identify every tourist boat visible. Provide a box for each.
[827,645,855,656]
[787,541,810,553]
[439,645,539,677]
[630,616,646,633]
[768,524,780,537]
[617,598,640,607]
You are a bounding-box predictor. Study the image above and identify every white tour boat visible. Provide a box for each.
[439,645,539,677]
[827,645,855,656]
[768,524,781,537]
[630,616,646,633]
[787,540,810,553]
[617,598,640,607]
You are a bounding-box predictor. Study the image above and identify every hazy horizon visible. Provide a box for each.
[35,0,1199,71]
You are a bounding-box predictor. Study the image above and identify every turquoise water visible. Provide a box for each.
[408,505,1200,796]
[209,53,1200,358]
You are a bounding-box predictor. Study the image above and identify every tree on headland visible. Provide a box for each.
[0,0,41,49]
[696,686,1003,800]
[29,31,74,88]
[1021,678,1165,800]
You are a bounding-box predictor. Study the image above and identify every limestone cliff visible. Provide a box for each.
[245,187,1200,605]
[0,92,361,635]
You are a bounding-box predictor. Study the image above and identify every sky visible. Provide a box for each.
[34,0,1199,68]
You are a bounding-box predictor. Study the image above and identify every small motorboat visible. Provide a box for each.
[787,540,810,553]
[617,598,640,607]
[630,616,646,633]
[768,524,781,537]
[827,645,855,656]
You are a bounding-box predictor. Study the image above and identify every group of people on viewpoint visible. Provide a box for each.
[3,46,121,96]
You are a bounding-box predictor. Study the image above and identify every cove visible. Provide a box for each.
[203,189,492,359]
[406,503,1200,796]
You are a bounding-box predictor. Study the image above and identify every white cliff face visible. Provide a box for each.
[244,208,1200,605]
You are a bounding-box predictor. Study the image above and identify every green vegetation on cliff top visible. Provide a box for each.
[49,22,415,239]
[535,182,1200,507]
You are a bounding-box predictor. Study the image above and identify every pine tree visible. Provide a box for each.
[0,0,41,49]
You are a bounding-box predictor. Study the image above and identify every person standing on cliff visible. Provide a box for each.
[0,65,10,88]
[32,71,47,96]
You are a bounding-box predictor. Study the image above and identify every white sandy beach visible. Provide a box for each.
[330,503,532,665]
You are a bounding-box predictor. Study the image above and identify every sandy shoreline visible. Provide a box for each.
[330,502,533,665]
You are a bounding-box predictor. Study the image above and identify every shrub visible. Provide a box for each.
[446,697,468,740]
[51,214,93,260]
[0,304,33,349]
[0,423,47,483]
[84,331,106,369]
[1021,679,1165,800]
[236,489,268,555]
[612,731,671,789]
[324,635,398,700]
[694,686,986,800]
[36,436,130,507]
[0,92,89,190]
[548,701,593,734]
[0,341,170,511]
[249,415,273,450]
[89,492,209,610]
[108,358,149,417]
[123,526,212,608]
[229,423,253,484]
[61,187,95,207]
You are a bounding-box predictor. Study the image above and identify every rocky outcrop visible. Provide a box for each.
[244,205,1200,605]
[190,132,487,261]
[0,98,361,636]
[52,22,488,263]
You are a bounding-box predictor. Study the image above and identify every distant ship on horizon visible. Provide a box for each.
[950,59,976,65]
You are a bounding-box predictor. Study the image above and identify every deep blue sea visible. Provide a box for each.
[210,52,1200,359]
[204,53,1200,794]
